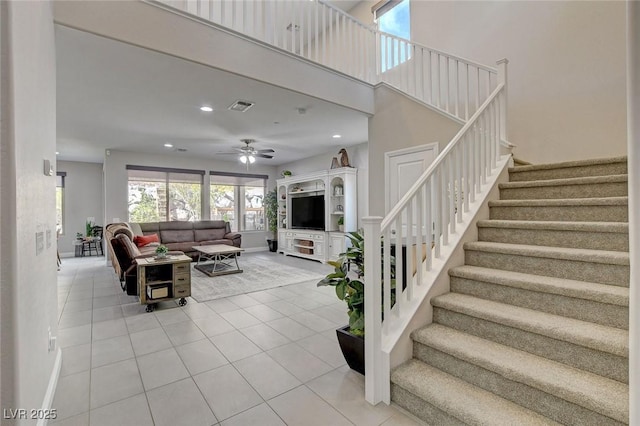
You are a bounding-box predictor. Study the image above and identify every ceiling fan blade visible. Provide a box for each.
[256,149,275,153]
[255,154,273,159]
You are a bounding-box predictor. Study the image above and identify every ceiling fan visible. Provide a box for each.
[216,139,275,168]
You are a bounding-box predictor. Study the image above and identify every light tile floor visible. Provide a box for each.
[52,253,420,426]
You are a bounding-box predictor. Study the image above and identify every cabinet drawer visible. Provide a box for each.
[174,273,191,286]
[174,284,191,298]
[313,234,324,240]
[174,262,190,273]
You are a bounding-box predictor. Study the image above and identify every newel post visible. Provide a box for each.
[362,216,384,404]
[496,58,509,143]
[627,0,640,422]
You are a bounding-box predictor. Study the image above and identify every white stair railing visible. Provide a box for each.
[377,31,498,121]
[149,0,498,120]
[363,60,508,405]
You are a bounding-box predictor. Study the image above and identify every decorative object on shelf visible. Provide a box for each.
[155,244,169,259]
[330,157,340,169]
[281,194,286,200]
[334,184,343,196]
[264,188,279,252]
[282,170,292,178]
[338,148,352,168]
[337,216,344,232]
[336,204,343,212]
[76,232,83,240]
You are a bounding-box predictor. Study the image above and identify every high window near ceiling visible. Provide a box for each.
[374,0,411,71]
[127,166,204,223]
[210,172,267,232]
[56,172,66,234]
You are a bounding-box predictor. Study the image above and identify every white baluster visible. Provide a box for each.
[425,179,433,271]
[406,198,414,302]
[416,185,424,286]
[455,60,460,119]
[382,227,391,334]
[445,57,450,113]
[497,58,509,142]
[395,214,404,313]
[434,168,441,258]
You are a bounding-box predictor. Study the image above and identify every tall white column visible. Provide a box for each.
[628,1,640,424]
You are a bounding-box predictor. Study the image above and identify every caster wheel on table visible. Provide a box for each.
[145,304,155,313]
[178,298,187,307]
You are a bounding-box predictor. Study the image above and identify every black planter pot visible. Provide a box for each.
[336,325,365,375]
[267,239,278,252]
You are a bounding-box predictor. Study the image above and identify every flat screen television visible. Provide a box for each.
[291,195,325,230]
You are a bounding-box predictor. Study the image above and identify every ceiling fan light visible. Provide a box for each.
[240,155,248,164]
[248,155,256,163]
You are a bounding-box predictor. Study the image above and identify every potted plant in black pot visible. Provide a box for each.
[318,231,395,375]
[264,188,278,252]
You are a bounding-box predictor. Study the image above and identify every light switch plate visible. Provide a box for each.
[43,159,53,176]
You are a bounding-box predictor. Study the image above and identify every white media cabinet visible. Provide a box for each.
[277,167,357,263]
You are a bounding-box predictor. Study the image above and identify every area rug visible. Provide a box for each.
[189,255,325,302]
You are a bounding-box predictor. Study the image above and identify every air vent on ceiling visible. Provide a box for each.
[176,148,188,152]
[227,100,255,113]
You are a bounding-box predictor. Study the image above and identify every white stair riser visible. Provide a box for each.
[431,308,628,383]
[509,163,627,182]
[478,227,629,252]
[449,276,628,329]
[464,250,629,287]
[490,205,628,222]
[413,343,625,426]
[499,182,627,200]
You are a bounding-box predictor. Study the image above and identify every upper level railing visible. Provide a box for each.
[151,0,498,122]
[363,60,508,404]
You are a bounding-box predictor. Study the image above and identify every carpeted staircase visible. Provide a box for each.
[390,156,629,425]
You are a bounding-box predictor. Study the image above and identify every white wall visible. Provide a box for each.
[103,150,280,250]
[410,1,627,164]
[279,142,369,226]
[0,0,59,417]
[368,85,462,216]
[56,160,104,255]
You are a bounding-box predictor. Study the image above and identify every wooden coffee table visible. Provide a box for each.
[193,244,245,277]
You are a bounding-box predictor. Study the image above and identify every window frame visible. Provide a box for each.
[209,171,268,232]
[127,165,205,223]
[56,172,66,235]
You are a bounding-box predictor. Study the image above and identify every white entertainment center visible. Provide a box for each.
[277,167,357,262]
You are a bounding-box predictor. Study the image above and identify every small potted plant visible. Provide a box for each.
[281,170,292,178]
[155,244,169,259]
[264,188,278,252]
[337,216,344,232]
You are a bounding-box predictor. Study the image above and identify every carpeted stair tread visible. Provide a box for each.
[429,293,628,357]
[411,324,629,423]
[489,196,628,207]
[448,265,629,307]
[509,156,627,172]
[391,359,562,426]
[463,241,629,266]
[477,220,629,234]
[499,174,627,189]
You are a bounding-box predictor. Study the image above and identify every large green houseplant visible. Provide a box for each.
[318,231,395,374]
[264,188,278,252]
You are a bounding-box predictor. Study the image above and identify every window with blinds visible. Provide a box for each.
[210,172,267,232]
[127,166,204,222]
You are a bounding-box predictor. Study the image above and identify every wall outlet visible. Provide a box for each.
[48,327,56,353]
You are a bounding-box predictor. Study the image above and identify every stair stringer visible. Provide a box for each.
[385,156,512,374]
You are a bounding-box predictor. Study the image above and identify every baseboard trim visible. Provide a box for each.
[37,347,62,426]
[243,247,268,253]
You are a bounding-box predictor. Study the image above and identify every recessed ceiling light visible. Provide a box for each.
[164,143,173,148]
[332,134,342,139]
[200,106,213,112]
[55,151,60,155]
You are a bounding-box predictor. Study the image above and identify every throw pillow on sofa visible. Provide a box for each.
[134,233,159,247]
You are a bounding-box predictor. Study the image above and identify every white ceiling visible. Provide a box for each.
[55,20,369,166]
